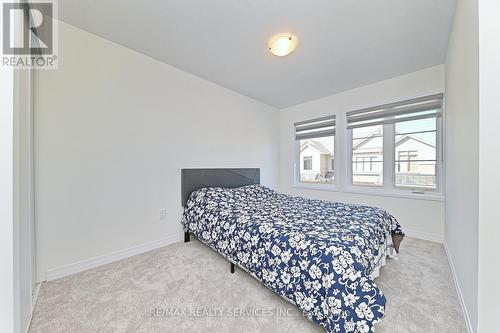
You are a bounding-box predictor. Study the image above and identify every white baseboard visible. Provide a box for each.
[404,228,444,243]
[45,234,183,281]
[26,282,41,332]
[45,229,441,281]
[443,241,474,333]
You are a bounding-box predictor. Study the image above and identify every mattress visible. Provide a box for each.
[182,185,404,333]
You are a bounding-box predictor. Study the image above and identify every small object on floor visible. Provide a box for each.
[392,233,404,253]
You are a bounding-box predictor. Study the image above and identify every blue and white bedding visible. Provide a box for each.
[181,185,404,333]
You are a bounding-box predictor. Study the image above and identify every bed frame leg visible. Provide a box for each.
[230,262,235,274]
[184,232,190,243]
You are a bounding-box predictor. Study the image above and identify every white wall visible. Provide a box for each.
[34,22,279,281]
[444,0,479,330]
[279,66,445,240]
[477,1,500,331]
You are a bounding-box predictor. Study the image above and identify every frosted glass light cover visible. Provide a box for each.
[268,33,299,57]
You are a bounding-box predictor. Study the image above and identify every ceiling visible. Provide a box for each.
[59,0,457,108]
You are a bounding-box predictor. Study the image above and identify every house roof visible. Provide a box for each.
[352,128,383,150]
[300,140,331,155]
[353,128,436,151]
[300,130,435,155]
[395,133,436,148]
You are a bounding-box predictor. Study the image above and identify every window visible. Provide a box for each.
[355,156,379,172]
[295,116,335,183]
[395,117,438,189]
[397,151,418,172]
[293,94,443,197]
[303,156,313,170]
[352,125,383,186]
[347,93,443,192]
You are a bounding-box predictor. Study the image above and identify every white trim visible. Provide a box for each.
[383,122,394,190]
[28,69,37,291]
[404,228,444,243]
[31,282,40,313]
[293,122,337,186]
[26,282,40,333]
[292,183,339,192]
[45,234,183,281]
[336,110,347,188]
[443,241,474,333]
[291,184,445,202]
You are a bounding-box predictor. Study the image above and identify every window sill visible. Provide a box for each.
[291,183,445,202]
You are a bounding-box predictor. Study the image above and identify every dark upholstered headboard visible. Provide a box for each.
[181,168,260,207]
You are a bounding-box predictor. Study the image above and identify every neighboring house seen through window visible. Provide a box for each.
[295,116,335,184]
[395,118,438,189]
[347,94,442,191]
[352,125,384,186]
[303,156,313,170]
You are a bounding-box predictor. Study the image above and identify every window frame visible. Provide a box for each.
[292,96,445,201]
[302,156,313,171]
[347,114,443,195]
[295,137,336,185]
[350,125,385,187]
[294,115,337,186]
[391,117,443,192]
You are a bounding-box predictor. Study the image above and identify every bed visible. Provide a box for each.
[181,168,404,333]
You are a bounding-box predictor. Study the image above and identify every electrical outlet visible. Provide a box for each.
[159,209,167,220]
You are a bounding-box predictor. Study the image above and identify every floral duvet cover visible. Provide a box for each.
[181,185,403,333]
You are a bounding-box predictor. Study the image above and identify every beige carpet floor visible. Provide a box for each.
[29,237,467,333]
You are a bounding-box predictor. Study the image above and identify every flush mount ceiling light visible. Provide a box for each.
[268,33,299,57]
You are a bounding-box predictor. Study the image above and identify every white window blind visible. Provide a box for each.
[294,115,335,140]
[346,93,443,129]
